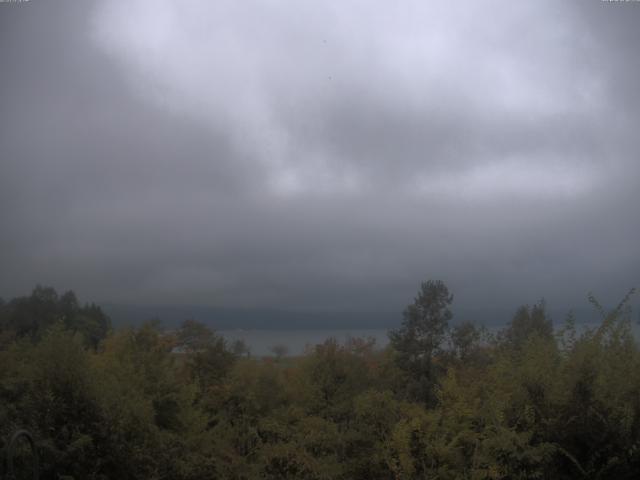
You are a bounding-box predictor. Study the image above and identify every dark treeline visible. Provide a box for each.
[1,282,639,479]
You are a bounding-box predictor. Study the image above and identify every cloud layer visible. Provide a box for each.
[1,0,639,315]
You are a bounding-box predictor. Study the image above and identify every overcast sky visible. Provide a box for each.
[1,0,639,316]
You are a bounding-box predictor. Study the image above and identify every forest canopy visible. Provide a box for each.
[0,283,639,479]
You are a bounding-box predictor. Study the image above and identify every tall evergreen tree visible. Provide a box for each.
[389,280,453,405]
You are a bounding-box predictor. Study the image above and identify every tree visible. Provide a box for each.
[176,319,236,394]
[270,344,289,361]
[502,301,553,350]
[449,321,482,361]
[0,286,111,347]
[68,302,111,349]
[177,319,215,352]
[232,339,251,357]
[389,280,453,404]
[5,285,60,339]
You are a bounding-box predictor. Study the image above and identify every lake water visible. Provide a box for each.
[219,321,640,357]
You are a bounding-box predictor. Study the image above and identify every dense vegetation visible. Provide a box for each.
[1,282,639,479]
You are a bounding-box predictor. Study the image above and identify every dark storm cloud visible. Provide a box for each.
[1,0,639,316]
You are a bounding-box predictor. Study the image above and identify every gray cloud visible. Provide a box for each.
[1,0,639,317]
